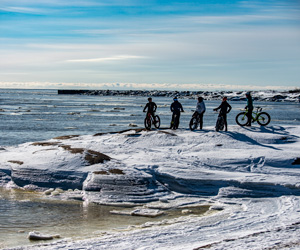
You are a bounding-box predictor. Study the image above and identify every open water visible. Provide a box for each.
[1,89,300,147]
[0,188,209,248]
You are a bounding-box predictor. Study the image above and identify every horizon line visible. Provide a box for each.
[0,82,299,92]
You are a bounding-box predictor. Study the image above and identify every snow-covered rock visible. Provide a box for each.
[28,231,60,241]
[1,125,300,249]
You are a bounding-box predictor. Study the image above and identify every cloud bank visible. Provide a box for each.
[0,82,296,91]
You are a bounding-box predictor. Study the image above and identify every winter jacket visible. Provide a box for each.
[170,101,184,113]
[196,101,206,114]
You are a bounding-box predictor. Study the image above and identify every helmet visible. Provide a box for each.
[173,97,178,101]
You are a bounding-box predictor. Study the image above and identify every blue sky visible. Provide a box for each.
[0,0,299,90]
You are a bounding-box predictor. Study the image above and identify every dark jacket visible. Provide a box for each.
[170,101,184,113]
[143,102,157,113]
[246,96,253,110]
[215,101,232,115]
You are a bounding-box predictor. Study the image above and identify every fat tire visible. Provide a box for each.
[219,119,225,131]
[153,115,161,129]
[171,114,179,130]
[257,112,271,126]
[144,117,151,130]
[189,117,198,131]
[236,112,248,126]
[216,116,224,131]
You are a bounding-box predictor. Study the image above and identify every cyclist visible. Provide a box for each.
[143,97,157,118]
[245,92,253,126]
[170,97,184,129]
[194,96,206,129]
[213,96,232,131]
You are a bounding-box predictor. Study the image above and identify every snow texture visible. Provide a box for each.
[1,125,300,249]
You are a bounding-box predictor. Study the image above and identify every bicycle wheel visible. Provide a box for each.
[189,117,198,131]
[235,112,248,126]
[215,117,224,131]
[174,115,180,129]
[219,118,225,131]
[257,112,271,126]
[153,115,160,128]
[171,114,179,130]
[170,120,174,129]
[144,117,151,130]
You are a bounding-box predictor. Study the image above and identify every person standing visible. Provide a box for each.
[170,97,184,129]
[143,97,157,118]
[213,96,232,131]
[245,92,253,126]
[195,96,206,129]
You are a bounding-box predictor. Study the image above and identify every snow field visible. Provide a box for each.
[0,125,300,249]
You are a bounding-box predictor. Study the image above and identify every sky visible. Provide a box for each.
[0,0,300,91]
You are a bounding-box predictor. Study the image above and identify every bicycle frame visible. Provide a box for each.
[145,112,160,129]
[240,107,261,122]
[236,106,270,127]
[192,112,200,120]
[189,111,199,131]
[146,112,154,122]
[171,112,180,129]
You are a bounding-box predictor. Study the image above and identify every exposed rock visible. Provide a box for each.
[93,128,145,137]
[28,231,60,241]
[8,160,24,165]
[56,145,111,165]
[53,135,80,140]
[31,142,61,147]
[158,131,177,136]
[93,170,109,175]
[292,158,300,165]
[60,145,84,154]
[85,150,111,165]
[57,89,300,103]
[108,168,125,175]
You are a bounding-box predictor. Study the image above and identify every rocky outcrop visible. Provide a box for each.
[57,89,300,102]
[11,168,88,190]
[83,167,170,204]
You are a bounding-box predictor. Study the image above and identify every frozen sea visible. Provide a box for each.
[1,89,300,147]
[0,89,300,250]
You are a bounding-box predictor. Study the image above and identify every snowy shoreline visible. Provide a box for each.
[58,89,300,103]
[1,125,300,249]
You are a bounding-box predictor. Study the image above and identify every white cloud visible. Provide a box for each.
[0,6,45,14]
[66,55,146,63]
[186,13,299,26]
[0,81,296,91]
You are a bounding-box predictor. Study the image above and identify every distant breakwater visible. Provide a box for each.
[58,89,300,102]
